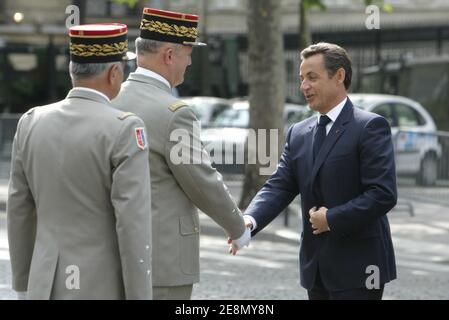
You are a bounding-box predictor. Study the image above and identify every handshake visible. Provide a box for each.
[227,216,254,255]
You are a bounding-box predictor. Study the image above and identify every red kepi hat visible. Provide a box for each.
[139,8,207,46]
[69,23,136,63]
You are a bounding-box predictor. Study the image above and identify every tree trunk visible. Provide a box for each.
[239,0,285,209]
[72,0,86,24]
[299,0,312,52]
[199,0,211,96]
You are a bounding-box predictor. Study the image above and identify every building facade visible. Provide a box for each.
[0,0,448,108]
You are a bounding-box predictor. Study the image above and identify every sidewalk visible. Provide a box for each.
[193,208,304,300]
[0,213,13,300]
[194,199,449,300]
[1,178,449,299]
[0,178,302,300]
[0,179,12,298]
[0,180,7,211]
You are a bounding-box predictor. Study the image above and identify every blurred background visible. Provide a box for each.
[0,0,449,299]
[0,0,448,112]
[1,0,448,186]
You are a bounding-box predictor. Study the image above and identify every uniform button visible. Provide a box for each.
[194,227,198,232]
[145,245,150,250]
[139,259,144,263]
[147,270,151,275]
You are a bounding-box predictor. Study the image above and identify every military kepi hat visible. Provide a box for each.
[69,23,135,63]
[140,8,207,46]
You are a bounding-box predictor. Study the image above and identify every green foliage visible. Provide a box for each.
[364,0,393,12]
[109,0,139,8]
[381,3,393,13]
[304,0,392,13]
[303,0,326,11]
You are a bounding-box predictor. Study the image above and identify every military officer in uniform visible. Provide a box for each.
[7,23,152,300]
[112,8,250,300]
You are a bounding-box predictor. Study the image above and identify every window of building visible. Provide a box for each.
[86,0,138,18]
[210,0,239,10]
[7,53,37,71]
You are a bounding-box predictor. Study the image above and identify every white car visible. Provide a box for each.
[350,94,441,186]
[181,96,232,128]
[298,94,441,185]
[201,100,307,173]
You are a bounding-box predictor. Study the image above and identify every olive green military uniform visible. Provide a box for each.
[7,88,152,299]
[113,73,245,298]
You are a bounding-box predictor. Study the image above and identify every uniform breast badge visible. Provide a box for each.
[135,127,148,150]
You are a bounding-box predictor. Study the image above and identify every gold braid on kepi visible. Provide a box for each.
[69,23,135,63]
[140,19,197,39]
[139,7,206,46]
[70,40,128,58]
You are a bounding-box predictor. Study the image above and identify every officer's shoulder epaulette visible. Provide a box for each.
[117,112,136,120]
[168,100,188,112]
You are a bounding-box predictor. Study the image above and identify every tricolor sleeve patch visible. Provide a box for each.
[134,127,148,150]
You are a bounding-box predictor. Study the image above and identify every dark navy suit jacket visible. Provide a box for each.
[245,98,397,291]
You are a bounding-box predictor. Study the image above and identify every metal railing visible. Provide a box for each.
[395,129,449,208]
[0,114,20,180]
[2,115,449,219]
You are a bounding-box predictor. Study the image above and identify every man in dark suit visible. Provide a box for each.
[231,42,397,300]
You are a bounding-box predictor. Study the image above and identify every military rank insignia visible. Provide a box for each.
[135,127,148,150]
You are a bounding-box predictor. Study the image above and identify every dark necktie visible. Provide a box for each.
[313,115,331,163]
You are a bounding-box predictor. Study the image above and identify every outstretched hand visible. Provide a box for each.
[227,226,251,255]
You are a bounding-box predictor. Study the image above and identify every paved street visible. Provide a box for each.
[0,207,13,299]
[1,180,449,299]
[191,196,449,300]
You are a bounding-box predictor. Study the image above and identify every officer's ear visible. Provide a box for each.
[333,67,346,86]
[107,63,123,85]
[163,45,176,66]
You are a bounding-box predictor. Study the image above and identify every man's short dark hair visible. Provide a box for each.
[300,42,352,90]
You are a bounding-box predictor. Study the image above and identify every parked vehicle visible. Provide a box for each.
[201,100,307,173]
[349,93,441,186]
[181,96,232,128]
[359,55,449,130]
[272,93,441,185]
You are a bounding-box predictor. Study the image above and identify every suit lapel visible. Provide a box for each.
[310,99,353,184]
[305,124,315,181]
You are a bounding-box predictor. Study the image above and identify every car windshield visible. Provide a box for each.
[348,97,374,110]
[211,108,249,128]
[184,99,233,127]
[188,102,211,122]
[295,107,315,121]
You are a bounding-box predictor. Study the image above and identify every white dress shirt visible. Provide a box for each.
[75,87,111,103]
[317,97,347,135]
[135,67,171,89]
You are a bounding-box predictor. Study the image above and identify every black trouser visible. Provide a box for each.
[308,269,384,300]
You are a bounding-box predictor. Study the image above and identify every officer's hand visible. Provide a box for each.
[227,227,251,255]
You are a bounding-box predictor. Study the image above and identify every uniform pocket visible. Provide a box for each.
[179,215,200,275]
[179,215,200,235]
